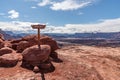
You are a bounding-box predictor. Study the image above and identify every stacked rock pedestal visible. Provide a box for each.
[21,45,53,72]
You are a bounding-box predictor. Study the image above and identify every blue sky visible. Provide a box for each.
[0,0,120,33]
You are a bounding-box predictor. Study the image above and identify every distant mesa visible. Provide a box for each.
[0,29,13,40]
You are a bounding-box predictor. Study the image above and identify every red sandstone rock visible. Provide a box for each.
[17,41,30,53]
[10,39,23,44]
[40,36,59,52]
[0,47,13,56]
[22,45,51,66]
[15,35,59,53]
[0,53,21,67]
[10,39,23,50]
[22,34,38,42]
[11,43,18,50]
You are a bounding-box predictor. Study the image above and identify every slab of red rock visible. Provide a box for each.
[22,45,51,66]
[0,53,22,67]
[0,47,14,56]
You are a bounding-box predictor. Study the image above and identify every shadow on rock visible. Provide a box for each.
[21,59,55,74]
[21,58,55,80]
[50,52,63,63]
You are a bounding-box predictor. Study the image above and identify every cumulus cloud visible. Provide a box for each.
[44,18,120,33]
[0,21,39,33]
[38,0,96,11]
[0,18,120,34]
[8,10,19,19]
[51,0,94,11]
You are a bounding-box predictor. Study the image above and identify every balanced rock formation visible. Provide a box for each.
[22,45,51,68]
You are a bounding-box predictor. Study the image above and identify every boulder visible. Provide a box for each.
[22,35,39,47]
[0,53,22,67]
[10,39,23,50]
[0,47,13,56]
[10,38,23,44]
[22,34,38,43]
[17,41,30,53]
[12,35,38,52]
[40,36,59,52]
[0,39,4,49]
[22,45,51,66]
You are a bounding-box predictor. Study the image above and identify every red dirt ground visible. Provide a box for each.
[0,45,120,80]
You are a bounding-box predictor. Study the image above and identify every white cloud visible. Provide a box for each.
[37,0,97,11]
[44,18,120,33]
[50,0,93,11]
[0,21,39,33]
[0,18,120,34]
[38,0,51,6]
[8,10,19,19]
